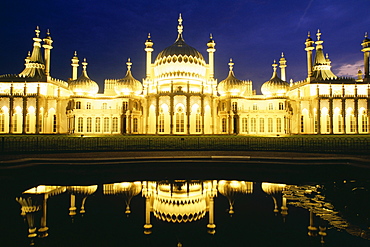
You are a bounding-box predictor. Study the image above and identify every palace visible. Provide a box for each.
[1,15,370,135]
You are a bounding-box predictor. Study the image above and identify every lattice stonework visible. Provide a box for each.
[174,96,187,108]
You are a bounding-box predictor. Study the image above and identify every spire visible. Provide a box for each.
[176,13,184,41]
[71,51,79,80]
[279,52,287,81]
[126,58,132,71]
[228,58,234,71]
[81,58,90,78]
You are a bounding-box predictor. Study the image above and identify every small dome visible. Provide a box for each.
[218,59,249,97]
[261,61,289,97]
[69,59,99,95]
[114,59,142,95]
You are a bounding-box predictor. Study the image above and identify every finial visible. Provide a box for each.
[148,33,151,39]
[210,33,213,39]
[46,29,50,36]
[228,58,234,71]
[365,32,368,38]
[27,51,31,57]
[316,29,321,41]
[178,13,183,35]
[326,53,329,59]
[82,58,87,71]
[307,31,311,37]
[126,58,132,71]
[272,60,277,72]
[74,51,77,57]
[281,52,284,58]
[35,26,40,38]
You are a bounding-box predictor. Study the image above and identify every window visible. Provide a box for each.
[350,115,355,132]
[158,113,164,132]
[276,118,281,132]
[123,102,128,110]
[78,117,83,132]
[222,102,226,111]
[104,117,109,132]
[242,118,248,133]
[112,117,118,132]
[26,114,30,132]
[326,116,330,133]
[76,101,81,109]
[268,103,273,110]
[195,114,201,132]
[39,115,42,132]
[251,118,256,132]
[176,107,185,132]
[259,118,264,132]
[253,103,257,110]
[362,114,368,132]
[222,118,227,132]
[338,115,342,132]
[53,115,57,132]
[102,103,108,109]
[300,116,304,133]
[13,114,17,132]
[279,102,284,110]
[86,102,91,109]
[95,117,101,132]
[133,118,138,132]
[232,102,237,111]
[0,114,4,132]
[314,116,318,133]
[268,118,273,132]
[87,117,92,132]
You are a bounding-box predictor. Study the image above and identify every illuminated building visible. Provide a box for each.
[1,16,369,135]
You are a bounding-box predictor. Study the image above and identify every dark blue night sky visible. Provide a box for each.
[1,0,369,93]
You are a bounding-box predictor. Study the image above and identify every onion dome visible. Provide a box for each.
[261,60,289,97]
[218,180,253,215]
[218,59,251,97]
[155,14,205,65]
[68,58,99,96]
[114,58,142,95]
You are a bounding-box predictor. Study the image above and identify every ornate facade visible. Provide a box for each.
[1,16,370,135]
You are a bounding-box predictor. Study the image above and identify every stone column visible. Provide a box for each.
[317,99,321,134]
[170,95,174,134]
[186,95,190,134]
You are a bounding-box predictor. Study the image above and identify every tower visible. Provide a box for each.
[42,29,53,77]
[361,32,370,80]
[144,33,154,79]
[305,32,314,80]
[207,34,216,79]
[71,51,79,80]
[279,52,287,81]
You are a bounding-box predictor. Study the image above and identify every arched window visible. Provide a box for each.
[86,102,92,109]
[112,117,118,132]
[87,117,92,132]
[26,114,30,132]
[103,117,109,132]
[338,114,343,132]
[195,113,201,132]
[300,115,304,133]
[78,117,83,132]
[13,114,18,132]
[133,118,138,132]
[362,113,368,132]
[350,114,355,132]
[0,114,4,132]
[176,107,185,132]
[158,111,164,133]
[53,115,57,132]
[95,117,101,132]
[76,101,81,109]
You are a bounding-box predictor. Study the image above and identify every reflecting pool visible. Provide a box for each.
[2,155,370,247]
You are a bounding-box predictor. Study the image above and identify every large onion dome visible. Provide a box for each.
[261,60,289,97]
[114,59,142,95]
[218,59,251,97]
[69,58,99,95]
[154,14,205,66]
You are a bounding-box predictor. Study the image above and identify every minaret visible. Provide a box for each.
[361,32,370,79]
[144,33,153,79]
[207,34,216,79]
[279,52,287,81]
[43,29,53,77]
[305,31,314,80]
[71,51,79,80]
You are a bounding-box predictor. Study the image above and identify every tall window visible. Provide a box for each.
[0,114,4,132]
[176,107,185,132]
[268,118,273,132]
[314,116,318,133]
[103,117,109,132]
[39,115,43,132]
[300,116,304,133]
[53,115,57,132]
[158,113,164,132]
[112,117,118,132]
[279,102,284,110]
[123,102,128,111]
[95,117,101,132]
[259,118,264,132]
[195,114,201,132]
[26,114,30,132]
[242,118,248,133]
[78,117,83,132]
[102,103,107,109]
[76,101,81,109]
[222,118,227,132]
[13,114,17,132]
[326,116,330,133]
[87,117,92,132]
[133,118,138,132]
[86,102,92,109]
[350,115,355,132]
[251,118,256,132]
[276,118,281,132]
[362,114,368,132]
[268,103,273,110]
[338,115,342,132]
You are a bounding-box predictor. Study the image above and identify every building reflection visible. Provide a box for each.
[16,180,370,246]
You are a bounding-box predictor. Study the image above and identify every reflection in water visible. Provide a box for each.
[15,180,370,246]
